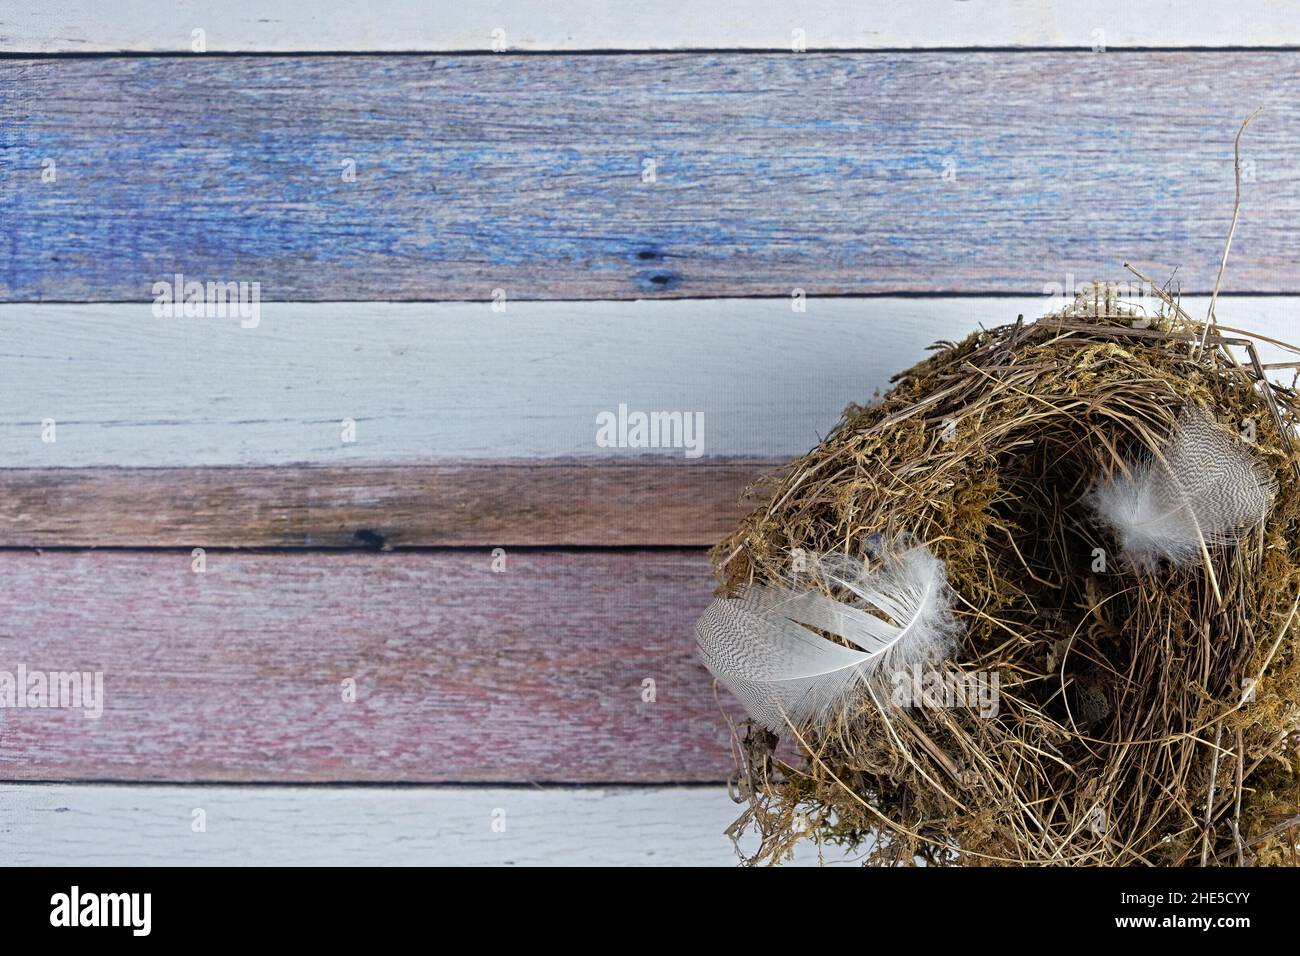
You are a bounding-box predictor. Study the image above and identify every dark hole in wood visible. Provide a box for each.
[635,270,682,291]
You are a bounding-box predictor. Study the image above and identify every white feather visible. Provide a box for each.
[1089,405,1276,568]
[694,542,960,731]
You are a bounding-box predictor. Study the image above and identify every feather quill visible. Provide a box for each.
[694,542,960,731]
[1089,406,1276,568]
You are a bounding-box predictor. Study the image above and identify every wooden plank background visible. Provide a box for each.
[3,3,1299,865]
[0,785,856,865]
[4,54,1300,300]
[0,298,1293,547]
[0,549,732,783]
[0,299,972,466]
[5,1,1299,52]
[0,461,767,547]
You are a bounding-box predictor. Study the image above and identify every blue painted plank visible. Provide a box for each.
[2,53,1300,300]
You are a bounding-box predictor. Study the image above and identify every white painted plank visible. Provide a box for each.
[2,297,1296,468]
[4,1,1298,52]
[0,785,861,866]
[0,297,975,466]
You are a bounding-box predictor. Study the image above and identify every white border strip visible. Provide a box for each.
[4,1,1299,53]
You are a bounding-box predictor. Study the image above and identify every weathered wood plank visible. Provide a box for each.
[4,55,1300,299]
[0,549,736,783]
[0,460,773,547]
[3,1,1297,53]
[0,784,857,865]
[0,298,984,466]
[4,298,1294,469]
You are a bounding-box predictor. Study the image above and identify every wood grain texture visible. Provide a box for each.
[4,54,1300,300]
[0,460,773,547]
[0,549,736,783]
[3,1,1298,52]
[0,298,987,466]
[4,298,1295,469]
[0,784,858,865]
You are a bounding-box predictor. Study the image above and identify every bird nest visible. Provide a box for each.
[711,286,1300,866]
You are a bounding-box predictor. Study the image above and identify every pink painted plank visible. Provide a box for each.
[0,550,733,782]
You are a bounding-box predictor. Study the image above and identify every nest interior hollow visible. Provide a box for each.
[716,291,1300,866]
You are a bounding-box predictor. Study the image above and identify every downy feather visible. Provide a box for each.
[694,542,960,731]
[1089,405,1276,568]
